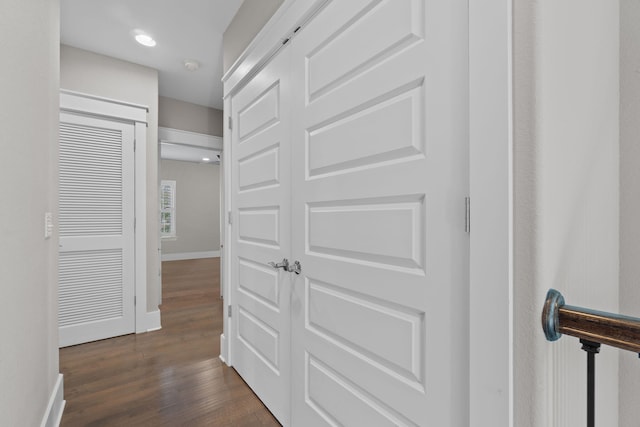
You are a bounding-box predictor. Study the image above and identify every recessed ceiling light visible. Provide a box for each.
[135,34,156,47]
[202,157,210,162]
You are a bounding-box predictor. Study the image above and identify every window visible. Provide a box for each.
[160,180,176,238]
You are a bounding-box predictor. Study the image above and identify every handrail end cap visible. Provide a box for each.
[542,289,565,341]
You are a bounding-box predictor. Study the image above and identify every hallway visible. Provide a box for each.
[60,258,280,426]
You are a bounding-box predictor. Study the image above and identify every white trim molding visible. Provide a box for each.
[134,121,151,334]
[40,374,65,427]
[222,0,329,98]
[221,95,232,367]
[60,89,148,122]
[161,251,220,261]
[144,310,162,332]
[469,1,513,426]
[158,127,223,150]
[219,333,228,364]
[60,90,154,339]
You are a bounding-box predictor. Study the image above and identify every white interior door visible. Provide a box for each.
[59,112,135,347]
[230,47,292,425]
[289,0,470,425]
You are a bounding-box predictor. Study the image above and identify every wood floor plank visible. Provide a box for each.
[60,258,281,426]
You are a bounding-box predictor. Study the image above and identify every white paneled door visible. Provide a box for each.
[230,48,292,425]
[290,0,469,425]
[229,0,469,425]
[59,112,135,348]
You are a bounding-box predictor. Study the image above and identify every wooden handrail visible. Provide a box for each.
[542,289,640,353]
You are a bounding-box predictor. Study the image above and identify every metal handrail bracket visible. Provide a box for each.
[540,288,640,427]
[542,288,640,353]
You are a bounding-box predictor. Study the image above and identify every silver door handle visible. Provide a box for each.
[288,261,302,275]
[268,258,289,270]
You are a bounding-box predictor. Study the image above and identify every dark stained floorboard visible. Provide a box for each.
[60,258,280,427]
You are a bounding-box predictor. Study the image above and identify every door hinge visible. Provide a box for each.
[465,197,471,234]
[228,305,232,317]
[133,139,136,151]
[228,210,233,225]
[228,117,233,130]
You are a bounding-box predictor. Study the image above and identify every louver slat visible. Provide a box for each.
[59,250,124,327]
[59,122,123,237]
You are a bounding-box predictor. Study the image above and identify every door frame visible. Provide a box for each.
[468,1,513,426]
[220,1,513,425]
[157,127,223,265]
[60,90,154,334]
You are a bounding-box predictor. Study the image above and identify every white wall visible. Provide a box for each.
[160,160,221,255]
[515,1,620,426]
[0,0,62,425]
[619,1,640,425]
[60,45,161,312]
[159,96,224,137]
[513,0,538,424]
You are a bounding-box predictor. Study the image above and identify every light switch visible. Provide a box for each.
[44,212,53,239]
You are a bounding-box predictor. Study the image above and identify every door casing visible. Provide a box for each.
[60,90,155,335]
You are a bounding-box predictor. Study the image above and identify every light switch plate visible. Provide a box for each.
[44,212,53,239]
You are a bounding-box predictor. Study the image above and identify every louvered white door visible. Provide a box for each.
[230,47,292,424]
[59,112,135,348]
[290,0,469,425]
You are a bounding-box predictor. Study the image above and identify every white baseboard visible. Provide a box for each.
[161,250,220,261]
[144,310,162,332]
[40,374,65,427]
[220,333,229,365]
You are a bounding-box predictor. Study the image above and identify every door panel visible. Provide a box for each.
[238,144,281,191]
[306,280,424,383]
[305,355,418,427]
[238,207,281,246]
[58,112,135,347]
[230,47,292,426]
[291,0,469,426]
[237,83,281,141]
[306,86,423,178]
[305,0,423,102]
[307,197,424,269]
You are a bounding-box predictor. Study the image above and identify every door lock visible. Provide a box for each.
[288,261,302,275]
[267,259,301,274]
[268,258,290,270]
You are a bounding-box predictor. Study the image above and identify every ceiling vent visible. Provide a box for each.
[183,59,200,71]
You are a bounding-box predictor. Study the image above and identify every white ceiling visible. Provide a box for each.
[60,0,243,110]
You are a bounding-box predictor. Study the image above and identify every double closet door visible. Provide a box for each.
[229,0,469,425]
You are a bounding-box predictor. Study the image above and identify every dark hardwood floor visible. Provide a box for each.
[60,258,280,426]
